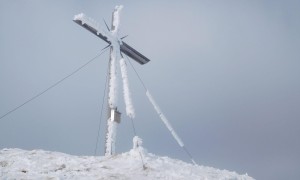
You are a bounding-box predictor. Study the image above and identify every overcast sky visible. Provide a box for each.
[1,1,300,179]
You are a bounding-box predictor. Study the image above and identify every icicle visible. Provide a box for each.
[120,58,135,118]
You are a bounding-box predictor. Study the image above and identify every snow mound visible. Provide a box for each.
[0,147,254,180]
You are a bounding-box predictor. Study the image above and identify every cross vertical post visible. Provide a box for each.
[105,6,122,156]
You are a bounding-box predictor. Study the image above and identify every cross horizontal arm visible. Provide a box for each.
[73,19,110,44]
[120,42,150,65]
[73,13,150,65]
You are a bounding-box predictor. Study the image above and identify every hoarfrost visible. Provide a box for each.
[120,58,135,119]
[133,136,143,149]
[73,13,110,39]
[146,90,184,147]
[105,119,117,156]
[108,47,118,109]
[112,5,123,34]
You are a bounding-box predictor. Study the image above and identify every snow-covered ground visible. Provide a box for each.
[0,140,253,180]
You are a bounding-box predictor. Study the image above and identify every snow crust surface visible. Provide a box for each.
[0,148,254,180]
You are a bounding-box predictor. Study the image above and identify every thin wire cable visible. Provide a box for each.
[0,48,109,121]
[183,146,197,165]
[125,55,147,91]
[130,117,137,136]
[94,61,110,156]
[125,54,198,166]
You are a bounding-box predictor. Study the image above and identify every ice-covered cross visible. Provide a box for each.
[73,5,150,156]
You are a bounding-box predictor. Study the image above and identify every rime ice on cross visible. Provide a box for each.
[73,5,150,156]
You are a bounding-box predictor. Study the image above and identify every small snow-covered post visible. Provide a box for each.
[105,5,123,156]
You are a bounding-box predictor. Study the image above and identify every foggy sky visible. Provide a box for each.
[1,1,300,179]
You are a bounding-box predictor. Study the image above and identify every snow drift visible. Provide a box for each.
[0,141,254,179]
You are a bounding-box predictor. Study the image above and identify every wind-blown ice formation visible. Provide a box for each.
[112,5,123,34]
[105,120,117,156]
[108,47,118,109]
[120,58,135,118]
[73,13,111,39]
[146,90,184,147]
